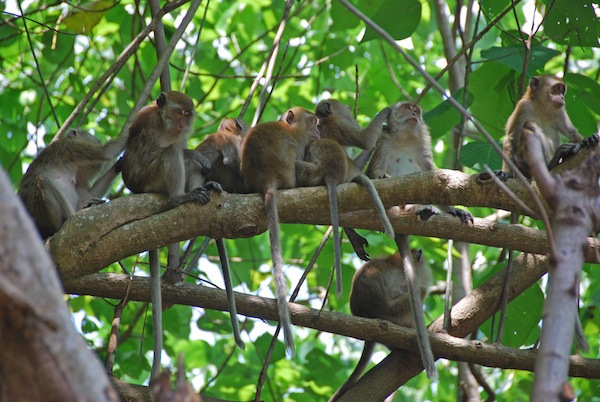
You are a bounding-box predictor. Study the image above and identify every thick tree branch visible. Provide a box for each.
[49,169,600,280]
[63,268,600,380]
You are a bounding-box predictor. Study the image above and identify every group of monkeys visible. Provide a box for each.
[17,74,598,398]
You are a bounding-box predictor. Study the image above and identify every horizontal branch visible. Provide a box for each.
[63,268,600,379]
[49,169,600,280]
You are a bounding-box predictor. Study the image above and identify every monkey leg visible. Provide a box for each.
[215,238,245,350]
[352,174,394,239]
[415,205,440,221]
[393,234,437,380]
[343,228,370,261]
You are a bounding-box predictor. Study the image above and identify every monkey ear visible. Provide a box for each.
[157,92,167,108]
[414,249,423,263]
[529,76,540,92]
[324,101,333,115]
[65,129,78,139]
[285,109,296,125]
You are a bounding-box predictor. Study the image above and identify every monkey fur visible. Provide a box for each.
[241,107,320,356]
[120,91,225,378]
[18,128,126,239]
[329,250,432,401]
[195,117,250,193]
[503,74,598,178]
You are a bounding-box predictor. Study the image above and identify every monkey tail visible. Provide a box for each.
[352,174,395,239]
[328,341,376,402]
[215,238,245,351]
[324,177,343,297]
[394,234,437,380]
[149,249,163,379]
[265,186,295,356]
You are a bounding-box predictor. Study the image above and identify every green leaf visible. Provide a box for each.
[460,141,504,172]
[362,0,421,42]
[480,45,561,75]
[542,0,600,47]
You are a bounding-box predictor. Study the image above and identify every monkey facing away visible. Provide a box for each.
[240,107,320,355]
[296,101,394,297]
[366,101,473,379]
[329,250,432,401]
[120,91,230,377]
[314,99,392,263]
[195,117,250,193]
[18,128,126,239]
[503,74,599,178]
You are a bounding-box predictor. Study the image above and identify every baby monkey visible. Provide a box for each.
[18,128,126,239]
[503,74,599,178]
[195,117,250,193]
[329,250,432,401]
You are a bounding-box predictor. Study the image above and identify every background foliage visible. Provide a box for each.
[1,0,600,400]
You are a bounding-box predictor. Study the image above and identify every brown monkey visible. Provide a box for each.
[18,128,126,239]
[329,250,432,401]
[119,91,224,377]
[503,74,599,178]
[296,137,395,296]
[366,101,472,380]
[314,99,392,263]
[195,118,250,193]
[315,99,390,150]
[240,107,320,355]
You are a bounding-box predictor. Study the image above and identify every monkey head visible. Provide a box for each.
[528,75,566,110]
[282,107,320,141]
[157,91,196,138]
[217,118,249,136]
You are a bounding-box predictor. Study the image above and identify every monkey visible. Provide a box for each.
[329,249,432,401]
[295,137,395,297]
[18,128,126,239]
[195,118,250,193]
[315,99,390,150]
[119,91,230,378]
[314,99,392,263]
[240,107,320,355]
[503,74,599,179]
[365,101,473,380]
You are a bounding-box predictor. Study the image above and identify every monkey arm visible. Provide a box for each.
[87,161,121,199]
[101,135,128,159]
[183,149,210,176]
[220,144,242,172]
[359,107,391,150]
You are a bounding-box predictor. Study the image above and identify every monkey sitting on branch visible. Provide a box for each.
[18,128,126,239]
[295,99,393,297]
[119,91,225,378]
[195,117,250,194]
[240,107,320,356]
[502,74,599,179]
[366,101,473,380]
[329,250,432,401]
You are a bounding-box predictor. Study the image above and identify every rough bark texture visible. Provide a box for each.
[0,170,119,402]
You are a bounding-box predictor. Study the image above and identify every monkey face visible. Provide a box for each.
[549,82,566,109]
[391,102,423,127]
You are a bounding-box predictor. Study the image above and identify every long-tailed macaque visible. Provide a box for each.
[18,128,126,239]
[296,136,395,296]
[503,74,599,178]
[366,101,472,379]
[119,91,224,377]
[240,107,320,355]
[314,99,392,263]
[329,250,432,401]
[195,118,250,193]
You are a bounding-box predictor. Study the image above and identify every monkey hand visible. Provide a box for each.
[548,142,581,170]
[582,133,599,149]
[205,181,223,193]
[344,228,370,261]
[378,106,391,119]
[447,207,474,224]
[415,205,440,221]
[190,187,211,204]
[492,170,514,182]
[82,197,106,208]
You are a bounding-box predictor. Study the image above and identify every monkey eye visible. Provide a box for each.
[553,84,565,94]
